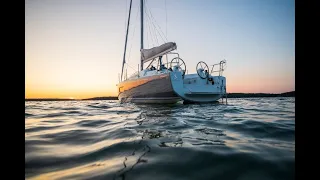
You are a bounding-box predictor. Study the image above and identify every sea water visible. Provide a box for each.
[25,97,295,180]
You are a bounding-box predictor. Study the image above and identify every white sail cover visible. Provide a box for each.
[141,42,177,63]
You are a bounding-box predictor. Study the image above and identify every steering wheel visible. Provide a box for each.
[196,61,209,79]
[170,57,186,76]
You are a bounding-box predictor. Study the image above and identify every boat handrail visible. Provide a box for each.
[210,60,226,76]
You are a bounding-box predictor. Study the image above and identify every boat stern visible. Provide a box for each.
[170,71,226,103]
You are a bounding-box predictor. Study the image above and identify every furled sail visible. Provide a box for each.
[140,42,177,63]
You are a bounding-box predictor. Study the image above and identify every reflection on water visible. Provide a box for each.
[26,98,295,180]
[31,156,124,180]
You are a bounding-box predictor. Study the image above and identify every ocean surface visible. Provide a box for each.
[25,97,295,180]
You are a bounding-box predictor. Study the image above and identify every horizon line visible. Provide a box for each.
[25,91,295,100]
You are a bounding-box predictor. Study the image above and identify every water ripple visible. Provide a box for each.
[25,97,295,180]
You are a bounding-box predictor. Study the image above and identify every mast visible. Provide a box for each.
[140,0,144,71]
[121,0,133,82]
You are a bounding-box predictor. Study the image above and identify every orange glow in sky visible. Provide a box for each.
[25,0,294,99]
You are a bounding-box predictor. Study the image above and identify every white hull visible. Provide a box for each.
[170,71,226,103]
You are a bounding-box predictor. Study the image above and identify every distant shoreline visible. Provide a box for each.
[25,91,294,101]
[221,91,295,98]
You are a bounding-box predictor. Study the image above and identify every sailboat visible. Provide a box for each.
[117,0,227,104]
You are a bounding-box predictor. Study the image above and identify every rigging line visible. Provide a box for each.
[145,20,149,48]
[153,19,164,44]
[145,3,155,47]
[144,0,160,41]
[147,11,163,45]
[126,62,139,72]
[127,2,140,63]
[147,15,155,47]
[152,17,166,44]
[165,0,167,38]
[149,13,160,45]
[146,0,162,46]
[143,0,149,48]
[144,2,149,48]
[145,0,159,46]
[145,6,166,44]
[144,0,155,48]
[146,12,155,46]
[144,5,160,45]
[154,26,160,45]
[145,0,168,42]
[144,0,153,47]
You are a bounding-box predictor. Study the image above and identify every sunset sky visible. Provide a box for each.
[25,0,295,99]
